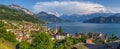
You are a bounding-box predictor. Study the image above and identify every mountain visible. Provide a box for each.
[36,11,63,23]
[60,13,112,22]
[0,4,43,23]
[83,13,120,23]
[9,4,34,16]
[105,13,120,23]
[83,16,106,23]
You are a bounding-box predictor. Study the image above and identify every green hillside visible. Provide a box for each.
[0,40,14,49]
[0,43,13,49]
[0,5,43,23]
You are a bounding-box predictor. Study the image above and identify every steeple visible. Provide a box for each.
[53,24,58,34]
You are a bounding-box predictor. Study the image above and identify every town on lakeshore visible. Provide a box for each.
[1,0,120,49]
[1,20,120,49]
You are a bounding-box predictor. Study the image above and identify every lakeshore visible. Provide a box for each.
[45,22,120,36]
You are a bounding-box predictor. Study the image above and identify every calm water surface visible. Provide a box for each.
[45,22,120,36]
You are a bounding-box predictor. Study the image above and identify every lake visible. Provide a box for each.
[45,22,120,36]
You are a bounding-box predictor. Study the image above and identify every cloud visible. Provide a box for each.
[33,1,110,16]
[109,8,120,13]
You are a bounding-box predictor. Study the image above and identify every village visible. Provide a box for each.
[1,20,50,42]
[1,20,120,49]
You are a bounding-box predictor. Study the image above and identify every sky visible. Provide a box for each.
[0,0,120,16]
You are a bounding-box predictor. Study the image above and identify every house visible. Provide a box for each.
[16,32,23,42]
[51,35,55,40]
[98,33,103,38]
[104,34,108,43]
[86,38,93,44]
[55,32,69,40]
[72,33,81,39]
[6,29,13,32]
[93,33,103,40]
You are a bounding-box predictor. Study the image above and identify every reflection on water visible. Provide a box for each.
[45,22,120,36]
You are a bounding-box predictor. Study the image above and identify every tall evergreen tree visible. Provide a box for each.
[88,32,93,38]
[58,26,62,33]
[112,33,114,38]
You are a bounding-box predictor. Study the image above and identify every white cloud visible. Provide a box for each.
[109,8,120,13]
[33,1,110,17]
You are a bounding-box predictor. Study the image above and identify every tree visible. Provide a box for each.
[31,32,53,49]
[64,36,72,49]
[58,26,62,33]
[98,38,105,44]
[17,41,30,49]
[0,28,6,38]
[4,31,16,43]
[0,21,4,27]
[81,33,85,38]
[112,33,114,38]
[105,33,108,37]
[0,28,16,43]
[56,44,64,49]
[88,32,93,38]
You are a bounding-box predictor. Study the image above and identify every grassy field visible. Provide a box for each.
[0,40,15,49]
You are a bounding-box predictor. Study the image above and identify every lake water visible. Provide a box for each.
[45,22,120,36]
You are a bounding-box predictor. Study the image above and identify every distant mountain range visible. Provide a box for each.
[83,13,120,23]
[60,13,113,22]
[36,11,64,23]
[36,12,72,23]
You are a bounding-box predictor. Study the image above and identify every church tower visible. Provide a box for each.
[53,24,58,34]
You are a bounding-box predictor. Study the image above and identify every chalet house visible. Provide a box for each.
[54,32,69,40]
[93,33,103,40]
[86,38,93,44]
[72,33,81,39]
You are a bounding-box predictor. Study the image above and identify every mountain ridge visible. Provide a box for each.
[83,13,120,23]
[60,13,113,22]
[0,4,43,23]
[9,4,34,16]
[36,11,64,23]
